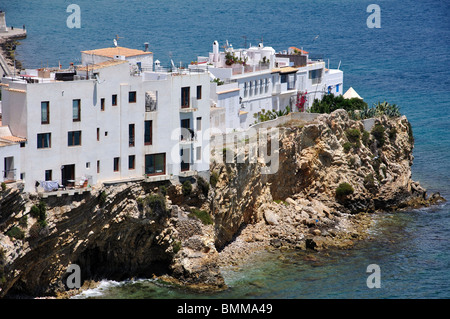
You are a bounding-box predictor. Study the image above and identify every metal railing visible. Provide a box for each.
[2,169,16,181]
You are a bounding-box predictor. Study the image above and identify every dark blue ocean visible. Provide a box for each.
[3,0,449,299]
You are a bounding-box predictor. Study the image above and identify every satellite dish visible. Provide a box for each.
[113,39,118,47]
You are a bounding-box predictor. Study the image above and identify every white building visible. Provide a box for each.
[0,46,210,193]
[190,41,343,131]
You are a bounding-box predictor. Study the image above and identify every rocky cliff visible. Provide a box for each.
[0,110,445,298]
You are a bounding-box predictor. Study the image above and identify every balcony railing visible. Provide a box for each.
[2,169,16,182]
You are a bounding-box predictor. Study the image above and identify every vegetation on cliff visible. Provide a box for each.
[0,109,445,298]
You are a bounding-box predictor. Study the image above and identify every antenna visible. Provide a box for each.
[114,34,124,46]
[242,36,247,48]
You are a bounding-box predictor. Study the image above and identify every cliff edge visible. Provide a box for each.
[0,110,445,298]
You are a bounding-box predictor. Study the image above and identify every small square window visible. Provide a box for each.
[129,91,137,103]
[45,169,52,181]
[112,94,117,106]
[128,155,135,170]
[73,99,81,122]
[41,101,50,124]
[113,157,120,172]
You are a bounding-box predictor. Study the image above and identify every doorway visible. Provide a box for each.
[61,164,75,187]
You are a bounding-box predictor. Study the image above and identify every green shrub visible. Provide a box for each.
[197,176,209,196]
[19,215,28,228]
[210,171,219,188]
[29,205,40,218]
[346,128,361,144]
[188,209,213,225]
[182,180,192,196]
[6,226,25,240]
[1,182,6,191]
[29,201,47,224]
[343,142,352,153]
[371,124,386,147]
[172,241,182,254]
[309,94,368,114]
[146,194,167,214]
[159,185,167,196]
[388,127,397,140]
[335,182,354,198]
[362,130,370,146]
[98,191,107,206]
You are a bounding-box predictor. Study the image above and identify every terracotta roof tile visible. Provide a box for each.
[81,46,152,58]
[0,135,27,143]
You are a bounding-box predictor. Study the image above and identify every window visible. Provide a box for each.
[336,84,340,93]
[129,91,136,103]
[196,146,202,161]
[145,153,165,175]
[309,69,322,85]
[97,128,100,141]
[181,87,190,108]
[20,142,26,148]
[45,170,52,181]
[37,133,51,149]
[196,117,202,131]
[101,98,105,111]
[112,94,117,106]
[144,120,152,145]
[145,91,157,112]
[68,131,82,146]
[97,160,100,174]
[73,99,81,122]
[128,155,135,170]
[244,82,248,98]
[249,81,253,96]
[129,124,135,147]
[113,157,120,172]
[41,101,50,124]
[197,85,202,100]
[86,162,90,169]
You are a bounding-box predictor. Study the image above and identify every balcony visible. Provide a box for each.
[2,169,16,183]
[180,97,199,113]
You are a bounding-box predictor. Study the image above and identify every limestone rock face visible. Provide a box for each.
[0,110,445,297]
[0,183,223,297]
[210,110,444,251]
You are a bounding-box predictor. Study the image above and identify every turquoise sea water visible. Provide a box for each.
[3,0,449,299]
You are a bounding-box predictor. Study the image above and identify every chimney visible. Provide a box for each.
[144,42,149,52]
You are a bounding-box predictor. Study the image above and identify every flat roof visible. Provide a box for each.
[77,59,128,71]
[272,66,299,74]
[81,46,153,58]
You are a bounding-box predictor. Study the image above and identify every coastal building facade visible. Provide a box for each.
[0,41,343,194]
[190,41,343,131]
[1,47,210,193]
